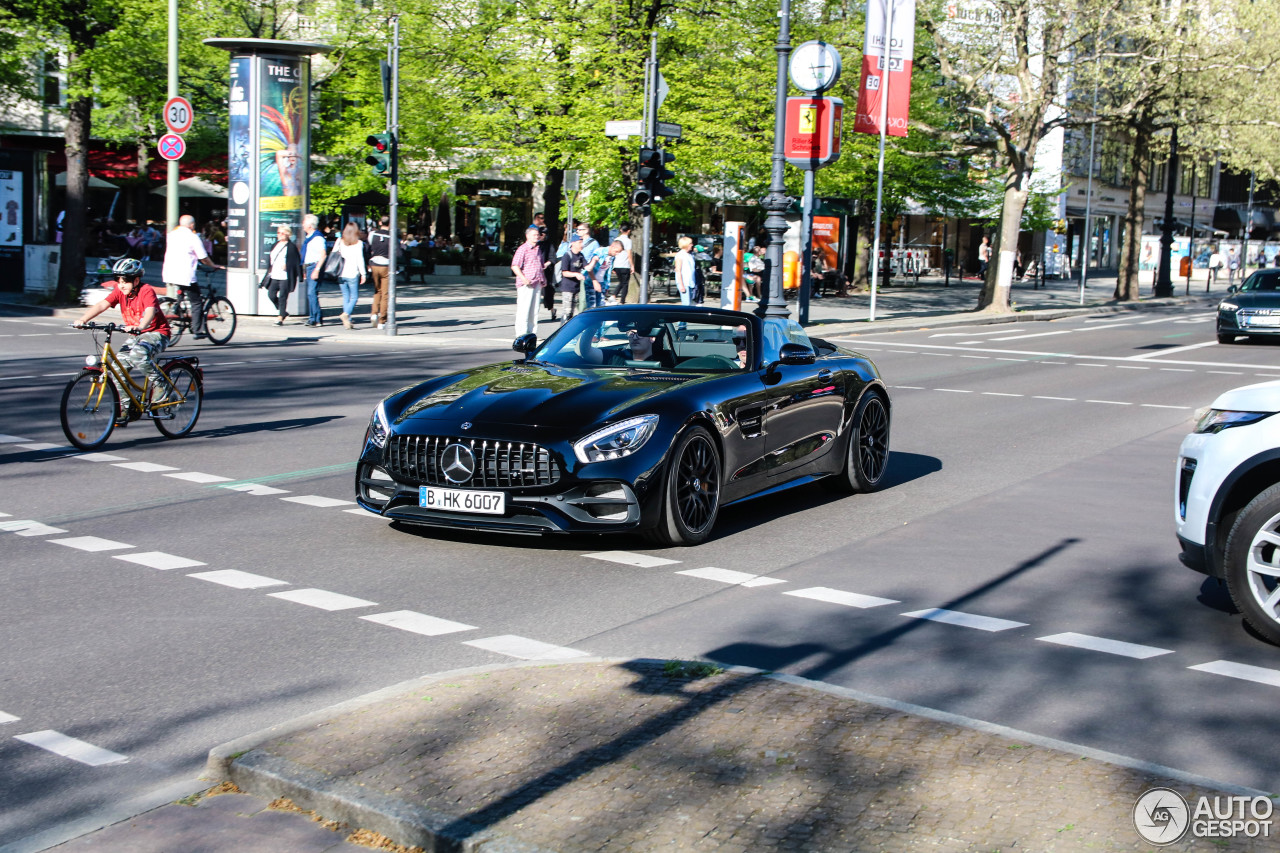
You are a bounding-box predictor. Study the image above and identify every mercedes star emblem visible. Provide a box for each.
[441,443,475,484]
[461,422,472,430]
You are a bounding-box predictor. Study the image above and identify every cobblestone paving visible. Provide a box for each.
[246,661,1271,852]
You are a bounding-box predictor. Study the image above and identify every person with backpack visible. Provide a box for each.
[366,215,395,329]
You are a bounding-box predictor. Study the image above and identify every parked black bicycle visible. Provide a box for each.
[158,278,236,345]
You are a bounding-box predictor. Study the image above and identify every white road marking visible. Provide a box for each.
[931,328,1027,337]
[824,338,1269,370]
[72,452,128,462]
[1188,660,1280,688]
[281,495,355,508]
[902,608,1028,632]
[19,443,69,451]
[1086,400,1132,405]
[164,472,233,483]
[360,610,478,636]
[1159,368,1194,372]
[1141,404,1193,410]
[1115,365,1149,370]
[785,587,899,609]
[585,551,681,568]
[676,567,786,586]
[48,536,132,552]
[1037,632,1173,659]
[959,355,990,359]
[982,392,1023,397]
[189,570,288,589]
[0,434,32,443]
[1208,371,1244,375]
[222,483,290,496]
[934,388,971,393]
[464,635,590,660]
[0,711,18,724]
[990,330,1073,341]
[0,376,38,381]
[345,507,385,518]
[1037,361,1067,365]
[113,552,207,571]
[1033,396,1075,401]
[15,731,127,766]
[1076,363,1107,368]
[113,461,179,473]
[267,588,377,611]
[893,385,924,390]
[1130,340,1219,359]
[0,520,68,536]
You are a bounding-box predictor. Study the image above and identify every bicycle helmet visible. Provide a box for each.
[111,257,144,278]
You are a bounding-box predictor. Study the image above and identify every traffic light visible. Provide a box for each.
[366,133,393,178]
[632,146,675,207]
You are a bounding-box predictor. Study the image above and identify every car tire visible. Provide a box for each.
[1217,328,1235,344]
[645,425,721,547]
[1223,483,1280,645]
[823,391,891,494]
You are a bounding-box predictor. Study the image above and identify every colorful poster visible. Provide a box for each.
[811,216,841,273]
[477,207,501,248]
[854,0,916,137]
[0,171,22,247]
[226,56,252,269]
[257,55,306,269]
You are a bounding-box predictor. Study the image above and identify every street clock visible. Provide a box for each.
[790,41,842,94]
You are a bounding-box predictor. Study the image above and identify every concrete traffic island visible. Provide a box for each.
[203,659,1269,852]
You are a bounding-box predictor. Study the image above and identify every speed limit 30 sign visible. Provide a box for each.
[164,96,193,135]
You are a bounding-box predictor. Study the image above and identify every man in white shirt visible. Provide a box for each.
[301,213,328,326]
[162,214,223,337]
[614,223,635,304]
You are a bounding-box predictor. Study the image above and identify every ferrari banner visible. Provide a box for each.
[854,0,915,137]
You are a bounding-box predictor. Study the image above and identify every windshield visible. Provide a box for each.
[535,311,752,373]
[1240,270,1280,293]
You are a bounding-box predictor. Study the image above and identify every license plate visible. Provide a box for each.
[1246,315,1280,327]
[419,486,506,515]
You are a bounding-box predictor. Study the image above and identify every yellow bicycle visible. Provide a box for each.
[60,322,204,450]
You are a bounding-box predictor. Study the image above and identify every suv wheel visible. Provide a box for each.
[1223,483,1280,645]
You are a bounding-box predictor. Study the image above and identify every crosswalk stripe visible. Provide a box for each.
[14,730,127,766]
[360,610,477,636]
[464,635,590,660]
[902,608,1028,632]
[785,587,899,609]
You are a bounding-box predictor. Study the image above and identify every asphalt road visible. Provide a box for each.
[2,304,1280,849]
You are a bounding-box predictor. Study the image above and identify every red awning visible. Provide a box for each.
[48,143,227,182]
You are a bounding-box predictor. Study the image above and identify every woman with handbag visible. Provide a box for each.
[333,222,367,328]
[262,224,302,326]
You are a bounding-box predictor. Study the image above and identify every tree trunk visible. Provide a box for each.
[1115,127,1150,301]
[978,177,1029,312]
[543,166,563,238]
[57,85,92,304]
[852,213,873,290]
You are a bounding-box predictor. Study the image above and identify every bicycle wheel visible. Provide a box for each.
[204,296,237,345]
[158,296,186,346]
[153,363,202,439]
[60,371,118,450]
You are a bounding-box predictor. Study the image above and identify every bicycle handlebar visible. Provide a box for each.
[71,322,136,334]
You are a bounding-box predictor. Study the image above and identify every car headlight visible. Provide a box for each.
[574,415,659,463]
[366,401,391,448]
[1219,301,1238,311]
[1194,408,1274,434]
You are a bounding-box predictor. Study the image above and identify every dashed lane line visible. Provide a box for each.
[267,588,378,611]
[113,462,179,473]
[1188,660,1280,688]
[163,472,233,484]
[675,567,786,587]
[0,711,19,724]
[585,551,681,568]
[0,434,32,442]
[222,483,290,496]
[14,731,127,766]
[0,520,68,536]
[1037,633,1174,659]
[47,536,133,552]
[463,635,591,661]
[902,608,1028,632]
[71,452,128,463]
[113,552,207,571]
[360,610,478,636]
[784,587,899,609]
[188,569,288,590]
[280,495,355,508]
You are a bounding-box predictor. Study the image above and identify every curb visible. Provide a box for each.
[207,657,1268,853]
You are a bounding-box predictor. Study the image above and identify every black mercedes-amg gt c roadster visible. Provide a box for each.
[356,305,890,546]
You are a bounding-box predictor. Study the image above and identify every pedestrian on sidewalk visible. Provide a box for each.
[301,213,327,326]
[162,214,223,337]
[613,223,634,304]
[367,215,394,329]
[1208,247,1224,287]
[674,236,696,306]
[584,240,613,309]
[557,233,586,324]
[335,222,367,329]
[531,214,557,322]
[977,235,992,279]
[263,225,302,326]
[511,225,547,338]
[1226,247,1240,285]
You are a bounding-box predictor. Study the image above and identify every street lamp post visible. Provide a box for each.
[758,0,792,319]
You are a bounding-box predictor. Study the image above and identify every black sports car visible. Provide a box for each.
[355,305,891,545]
[1218,268,1280,343]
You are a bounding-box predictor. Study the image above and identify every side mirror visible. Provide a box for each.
[765,341,816,375]
[512,333,537,360]
[1227,285,1237,294]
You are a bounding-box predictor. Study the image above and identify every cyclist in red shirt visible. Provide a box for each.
[75,258,173,413]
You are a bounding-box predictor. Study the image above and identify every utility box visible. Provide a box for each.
[23,245,58,296]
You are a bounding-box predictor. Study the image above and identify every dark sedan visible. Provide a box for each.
[355,306,891,546]
[1217,268,1280,343]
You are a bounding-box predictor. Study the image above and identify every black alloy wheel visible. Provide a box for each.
[647,425,721,547]
[825,391,890,494]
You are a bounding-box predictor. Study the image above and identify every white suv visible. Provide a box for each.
[1177,380,1280,644]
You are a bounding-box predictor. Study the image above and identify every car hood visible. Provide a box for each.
[1211,379,1280,414]
[391,362,693,427]
[1224,291,1280,310]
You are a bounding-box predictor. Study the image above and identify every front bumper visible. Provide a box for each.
[1218,309,1280,336]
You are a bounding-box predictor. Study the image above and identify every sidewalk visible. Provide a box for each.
[3,266,1221,348]
[52,659,1273,852]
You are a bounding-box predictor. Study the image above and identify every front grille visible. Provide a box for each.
[383,435,560,488]
[1238,309,1280,328]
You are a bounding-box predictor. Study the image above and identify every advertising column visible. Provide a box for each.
[225,56,253,295]
[258,55,308,315]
